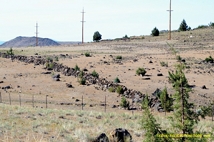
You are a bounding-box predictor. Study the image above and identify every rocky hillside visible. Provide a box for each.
[0,36,60,47]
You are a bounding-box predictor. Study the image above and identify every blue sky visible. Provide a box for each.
[0,0,213,42]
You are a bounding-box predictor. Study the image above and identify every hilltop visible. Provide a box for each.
[0,36,60,47]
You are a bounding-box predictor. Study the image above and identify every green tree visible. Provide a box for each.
[141,95,169,142]
[168,63,204,142]
[74,64,80,71]
[6,48,14,55]
[179,19,189,31]
[151,27,159,36]
[120,96,129,109]
[93,31,102,42]
[114,77,120,83]
[160,87,173,115]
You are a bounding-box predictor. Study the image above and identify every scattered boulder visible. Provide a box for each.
[41,72,51,74]
[66,83,73,88]
[133,59,138,62]
[75,99,80,102]
[93,133,109,142]
[0,81,3,83]
[2,85,11,90]
[83,68,88,71]
[53,78,60,81]
[157,73,163,76]
[142,77,150,80]
[53,74,60,79]
[110,128,132,142]
[201,85,207,89]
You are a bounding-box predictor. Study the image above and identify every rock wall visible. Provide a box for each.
[0,53,163,111]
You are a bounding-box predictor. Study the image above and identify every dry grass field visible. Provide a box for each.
[0,28,214,141]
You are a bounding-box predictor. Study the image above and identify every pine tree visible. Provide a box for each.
[141,95,170,142]
[160,87,173,115]
[168,63,205,142]
[179,19,188,31]
[151,27,160,36]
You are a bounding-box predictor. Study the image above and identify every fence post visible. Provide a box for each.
[0,92,2,103]
[212,104,214,122]
[19,94,21,107]
[9,92,11,105]
[82,96,83,110]
[105,95,106,112]
[132,99,134,115]
[46,95,48,109]
[32,94,34,108]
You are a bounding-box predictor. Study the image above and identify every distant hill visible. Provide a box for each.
[0,36,60,47]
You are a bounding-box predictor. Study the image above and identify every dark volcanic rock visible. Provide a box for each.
[93,133,109,142]
[0,36,60,47]
[110,128,132,142]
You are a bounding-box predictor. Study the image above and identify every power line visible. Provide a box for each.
[167,0,173,40]
[81,8,86,44]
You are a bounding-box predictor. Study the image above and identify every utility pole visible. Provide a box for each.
[81,8,86,44]
[167,0,173,40]
[36,22,38,46]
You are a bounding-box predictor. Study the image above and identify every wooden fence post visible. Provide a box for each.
[9,92,11,105]
[82,96,83,110]
[212,104,214,122]
[46,95,48,109]
[105,95,106,112]
[0,92,2,103]
[32,94,34,108]
[19,94,21,107]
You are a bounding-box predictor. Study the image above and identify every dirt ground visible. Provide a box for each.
[0,28,214,112]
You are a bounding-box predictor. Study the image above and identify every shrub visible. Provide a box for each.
[160,61,168,67]
[196,25,208,29]
[151,27,159,36]
[114,77,120,83]
[54,56,59,61]
[45,62,54,70]
[78,77,86,85]
[6,48,14,55]
[93,31,102,42]
[108,87,115,92]
[78,70,84,78]
[116,55,122,60]
[85,52,91,57]
[47,57,53,62]
[49,63,54,69]
[123,35,129,39]
[176,55,182,61]
[91,70,99,78]
[116,86,124,94]
[209,22,214,27]
[74,64,80,71]
[120,96,129,109]
[205,56,214,63]
[136,68,146,76]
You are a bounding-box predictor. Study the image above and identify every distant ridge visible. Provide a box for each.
[0,36,60,47]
